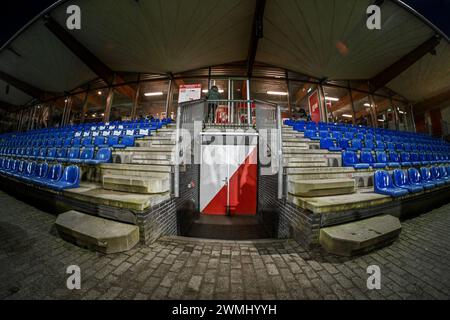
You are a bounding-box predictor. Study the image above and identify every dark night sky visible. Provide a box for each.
[0,0,449,48]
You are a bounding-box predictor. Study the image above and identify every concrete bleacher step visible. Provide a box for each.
[55,210,140,254]
[288,178,356,197]
[135,140,176,147]
[282,142,309,149]
[103,175,170,194]
[286,167,356,179]
[284,160,328,168]
[319,215,402,256]
[100,163,171,175]
[130,159,172,166]
[63,183,170,211]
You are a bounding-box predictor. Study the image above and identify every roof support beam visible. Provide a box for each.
[246,0,266,78]
[0,70,47,100]
[369,35,441,91]
[413,89,450,115]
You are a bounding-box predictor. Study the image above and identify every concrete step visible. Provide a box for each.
[115,146,175,153]
[103,175,170,194]
[282,142,309,148]
[288,178,356,197]
[284,160,328,168]
[100,164,170,182]
[55,210,140,254]
[63,183,170,212]
[130,159,172,166]
[319,215,402,256]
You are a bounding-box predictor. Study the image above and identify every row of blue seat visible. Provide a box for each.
[342,151,449,170]
[1,134,136,152]
[374,167,450,197]
[285,119,448,148]
[0,160,80,191]
[319,137,448,153]
[0,147,112,165]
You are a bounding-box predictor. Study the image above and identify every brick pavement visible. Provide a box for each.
[0,190,449,300]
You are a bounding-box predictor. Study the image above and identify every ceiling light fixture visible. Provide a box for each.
[342,114,353,118]
[267,91,288,96]
[325,97,339,102]
[144,92,164,97]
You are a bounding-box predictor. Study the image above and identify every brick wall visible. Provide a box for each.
[136,164,200,244]
[258,172,321,248]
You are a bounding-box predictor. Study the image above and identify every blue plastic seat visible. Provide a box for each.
[46,148,57,161]
[348,139,363,152]
[113,136,135,149]
[407,168,434,190]
[342,151,370,169]
[67,147,81,163]
[388,152,401,168]
[56,148,68,162]
[400,152,412,167]
[84,148,112,165]
[393,169,423,193]
[46,165,80,190]
[72,147,94,164]
[304,130,319,140]
[376,151,398,168]
[320,138,342,152]
[419,167,438,188]
[430,167,446,187]
[360,151,386,169]
[21,162,37,181]
[438,166,450,184]
[362,140,374,151]
[94,136,106,147]
[374,170,409,197]
[13,160,26,178]
[72,137,82,147]
[107,135,120,147]
[337,138,350,150]
[36,164,63,187]
[410,153,421,166]
[30,163,49,183]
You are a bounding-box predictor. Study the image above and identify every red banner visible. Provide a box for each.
[308,91,321,123]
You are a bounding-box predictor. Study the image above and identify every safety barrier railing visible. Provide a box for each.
[174,99,283,199]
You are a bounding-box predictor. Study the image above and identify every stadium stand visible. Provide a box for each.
[0,118,172,191]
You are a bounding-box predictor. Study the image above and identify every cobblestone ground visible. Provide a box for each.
[0,190,449,300]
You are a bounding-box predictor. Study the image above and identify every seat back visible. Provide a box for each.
[364,140,374,150]
[401,152,410,162]
[389,152,400,162]
[376,151,388,163]
[320,138,333,149]
[407,168,421,184]
[25,162,37,176]
[122,136,135,147]
[438,166,448,179]
[420,167,432,182]
[61,165,81,185]
[17,161,26,174]
[95,148,112,162]
[360,151,374,164]
[35,163,49,179]
[374,170,393,189]
[108,136,120,146]
[46,164,63,182]
[342,151,357,166]
[410,153,419,162]
[68,147,80,160]
[430,167,441,180]
[351,139,362,150]
[393,169,408,187]
[57,148,68,159]
[94,136,105,146]
[80,147,95,160]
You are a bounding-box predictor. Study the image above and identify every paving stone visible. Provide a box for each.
[1,190,450,300]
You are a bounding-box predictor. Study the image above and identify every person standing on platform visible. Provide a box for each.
[205,85,221,124]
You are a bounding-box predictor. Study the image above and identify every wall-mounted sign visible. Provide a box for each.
[178,84,202,103]
[308,90,321,123]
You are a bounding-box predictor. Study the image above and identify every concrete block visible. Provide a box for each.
[103,175,170,194]
[288,178,356,197]
[319,215,402,256]
[55,210,139,254]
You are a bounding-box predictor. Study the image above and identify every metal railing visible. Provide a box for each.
[174,99,283,199]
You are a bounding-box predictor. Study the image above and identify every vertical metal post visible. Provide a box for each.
[247,79,251,125]
[277,105,284,200]
[317,84,325,123]
[164,80,172,119]
[17,109,23,131]
[369,94,377,128]
[174,105,182,197]
[131,83,141,120]
[348,84,356,125]
[81,91,89,124]
[410,104,416,132]
[103,86,114,123]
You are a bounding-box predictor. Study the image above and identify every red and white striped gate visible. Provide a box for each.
[200,137,258,216]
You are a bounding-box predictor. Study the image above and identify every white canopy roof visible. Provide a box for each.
[0,0,448,108]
